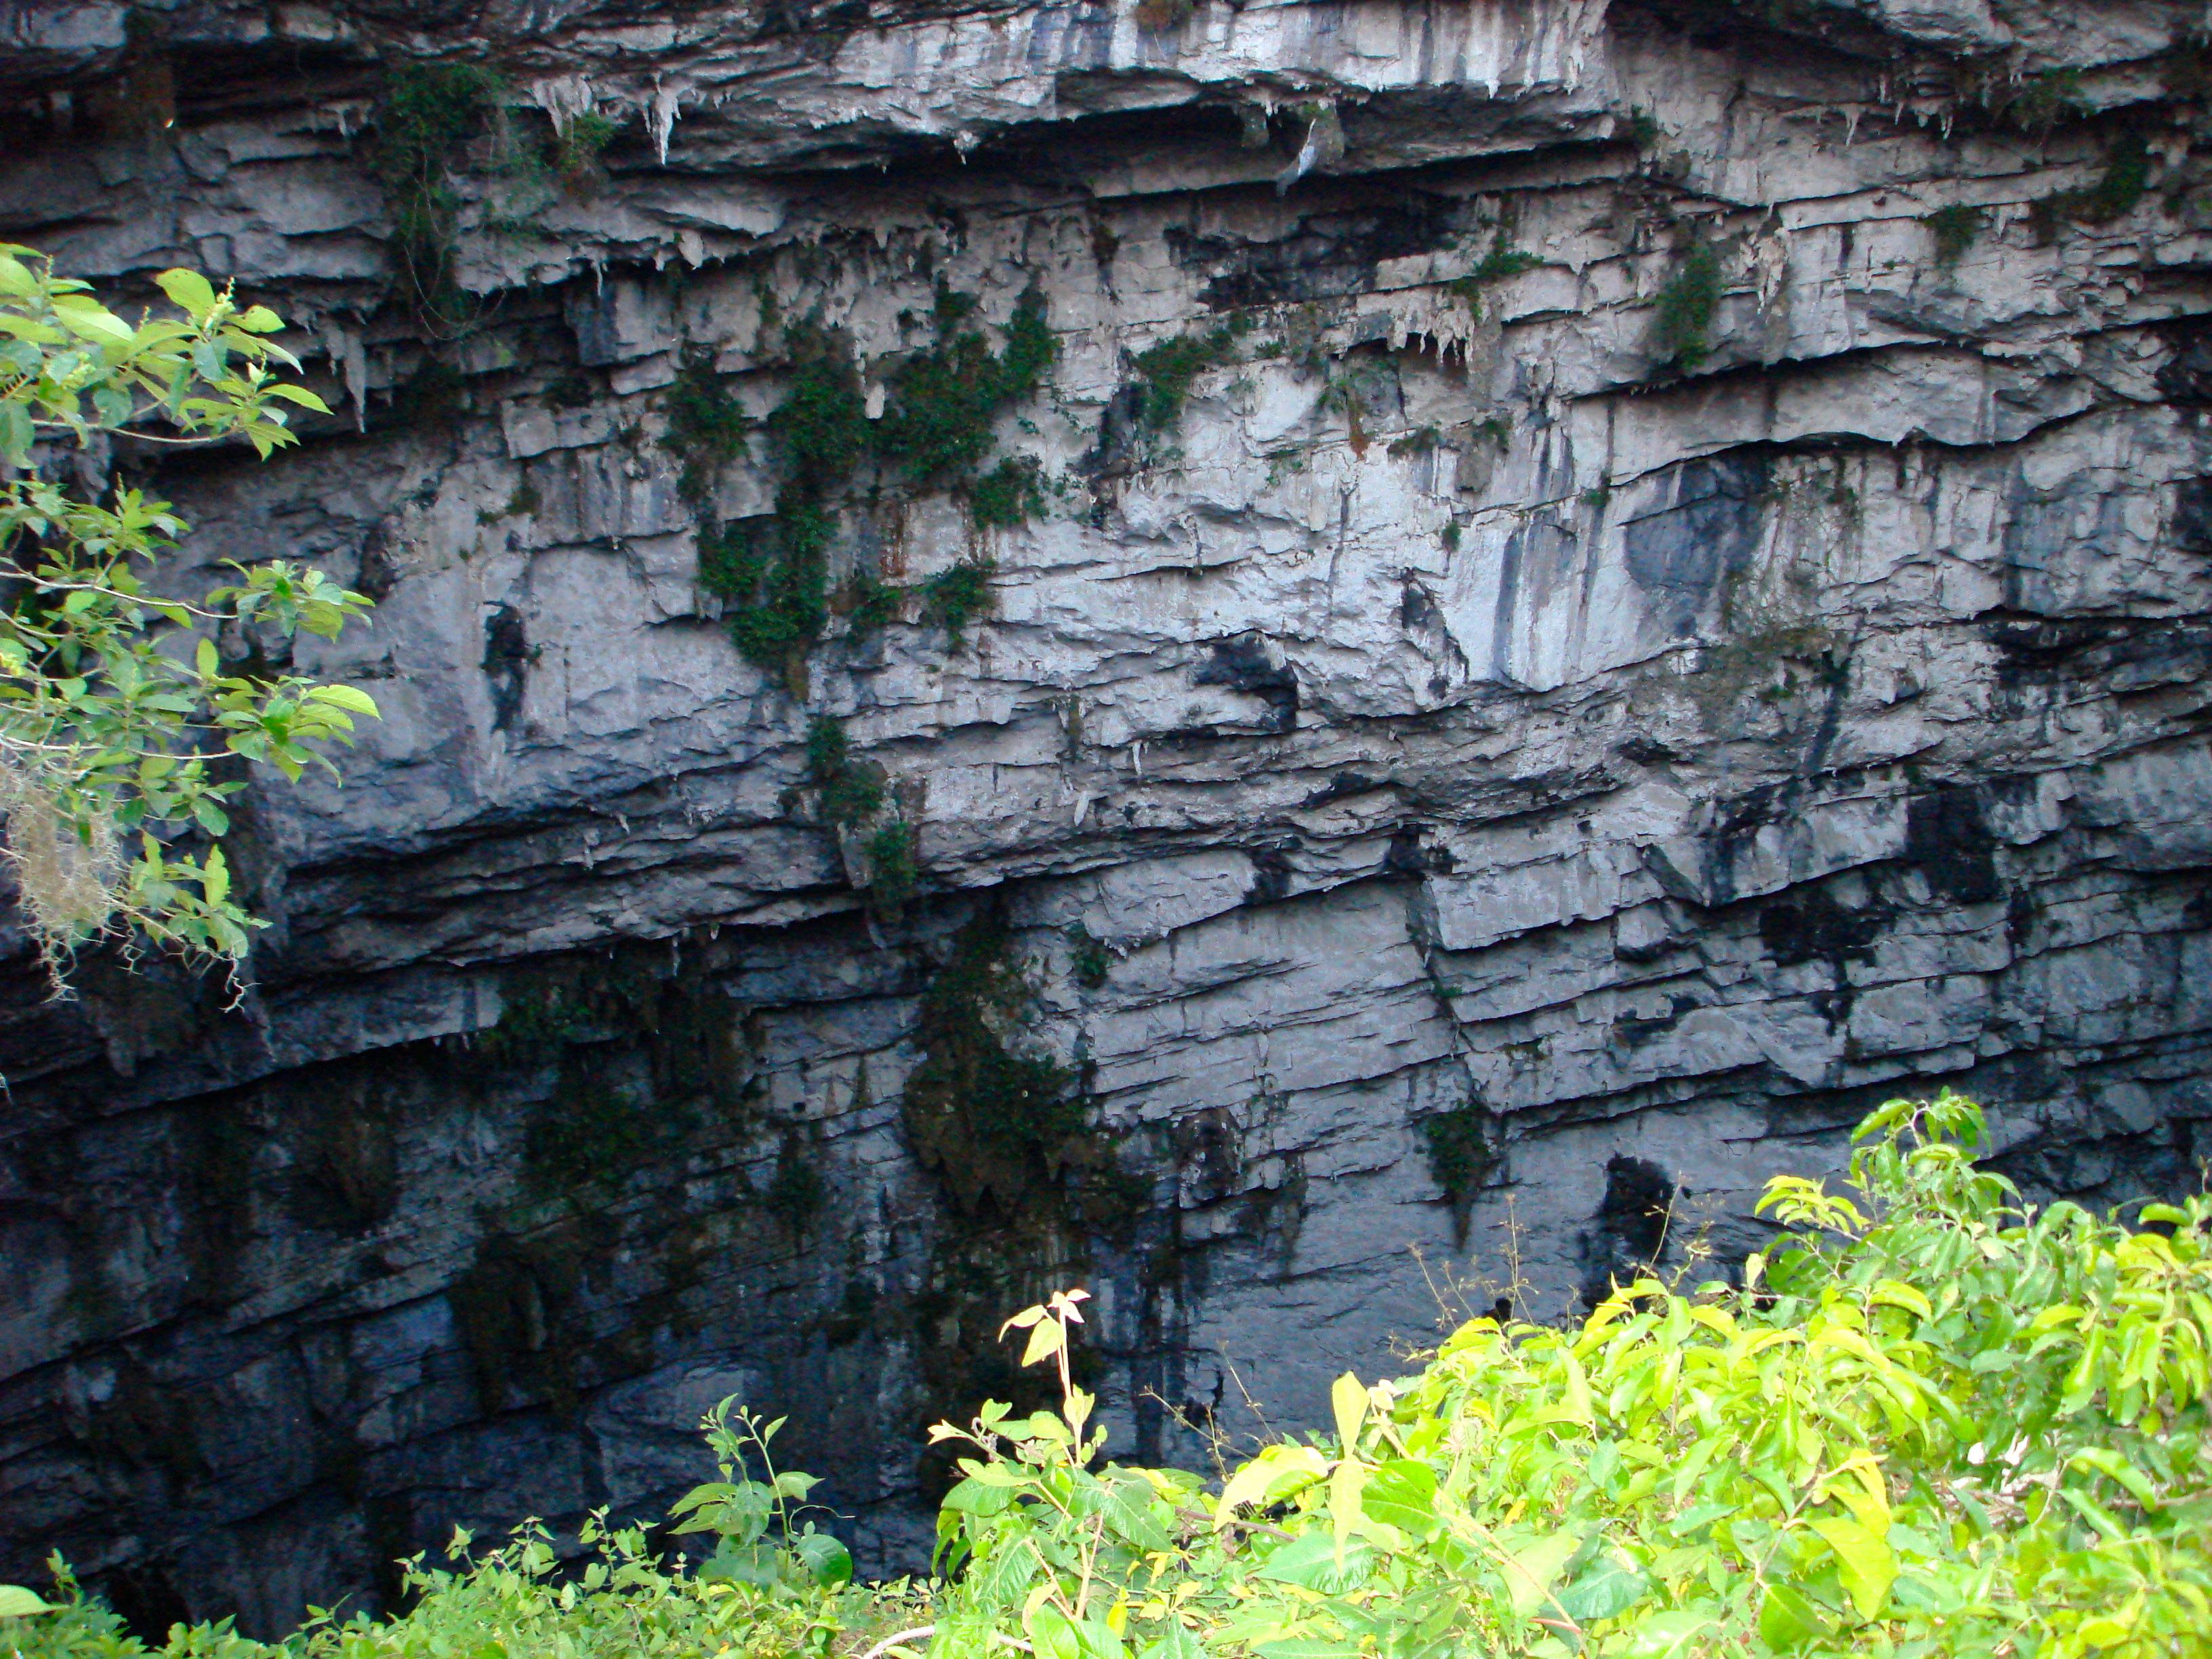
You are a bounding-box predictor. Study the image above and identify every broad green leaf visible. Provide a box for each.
[1141,1626,1207,1659]
[1360,1458,1439,1536]
[156,267,220,319]
[1332,1371,1369,1453]
[1254,1640,1359,1659]
[1555,1553,1650,1625]
[0,1586,55,1617]
[1252,1533,1376,1593]
[1756,1584,1831,1652]
[787,1529,852,1587]
[1217,1444,1329,1521]
[1809,1517,1894,1620]
[1500,1532,1582,1619]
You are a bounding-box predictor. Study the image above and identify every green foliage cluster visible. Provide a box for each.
[865,819,920,918]
[373,62,502,333]
[1129,319,1248,433]
[0,250,377,985]
[678,288,1053,691]
[550,112,621,186]
[1418,1101,1496,1246]
[2001,69,2086,134]
[971,455,1045,529]
[1650,241,1723,371]
[802,716,918,915]
[1446,236,1543,315]
[14,1094,2209,1659]
[923,562,997,647]
[879,285,1056,487]
[901,907,1086,1217]
[1922,205,1987,272]
[764,1139,828,1237]
[1065,923,1110,990]
[664,346,751,505]
[2033,134,2153,239]
[805,715,886,825]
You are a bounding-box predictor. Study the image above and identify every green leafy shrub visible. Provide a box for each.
[663,346,750,505]
[840,571,903,640]
[879,285,1055,483]
[1923,203,1987,270]
[901,907,1083,1216]
[1448,234,1543,311]
[549,110,619,186]
[2030,134,2152,242]
[805,715,886,825]
[0,251,377,987]
[864,819,920,918]
[12,1094,2209,1659]
[924,1092,2212,1659]
[970,455,1044,529]
[1650,240,1723,371]
[923,562,996,647]
[1130,319,1248,432]
[701,504,830,690]
[1065,923,1110,989]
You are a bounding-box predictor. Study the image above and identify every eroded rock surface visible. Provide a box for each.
[3,0,2211,1633]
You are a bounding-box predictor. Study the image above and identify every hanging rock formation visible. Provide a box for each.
[3,0,2211,1633]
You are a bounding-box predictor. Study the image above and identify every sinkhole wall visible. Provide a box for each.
[3,0,2212,1635]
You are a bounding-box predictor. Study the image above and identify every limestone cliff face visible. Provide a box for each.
[3,0,2211,1633]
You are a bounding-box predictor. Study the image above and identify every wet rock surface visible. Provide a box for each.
[3,0,2212,1633]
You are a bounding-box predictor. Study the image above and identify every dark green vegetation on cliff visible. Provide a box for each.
[667,283,1055,694]
[9,1097,2209,1659]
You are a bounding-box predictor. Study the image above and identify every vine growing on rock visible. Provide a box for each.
[373,60,504,335]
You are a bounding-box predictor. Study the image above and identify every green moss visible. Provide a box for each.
[2085,131,2151,222]
[864,819,920,917]
[2004,68,2084,134]
[923,561,996,646]
[1065,923,1109,990]
[374,60,503,331]
[1650,241,1723,371]
[1923,203,1986,270]
[2029,132,2154,242]
[1446,236,1542,304]
[1439,522,1461,552]
[526,1082,668,1194]
[1130,316,1248,432]
[970,455,1044,529]
[697,508,827,690]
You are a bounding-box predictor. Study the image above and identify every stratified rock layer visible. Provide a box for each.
[3,0,2211,1633]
